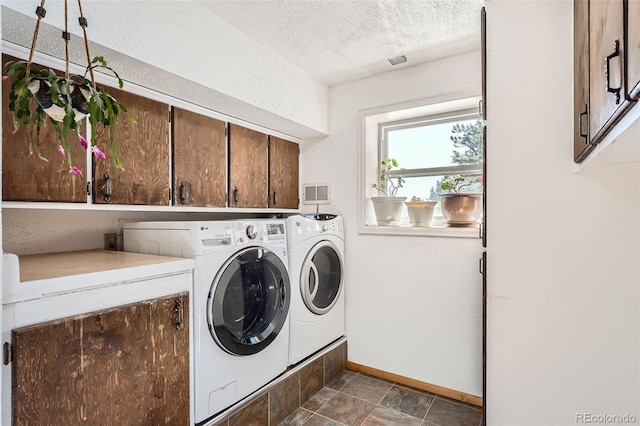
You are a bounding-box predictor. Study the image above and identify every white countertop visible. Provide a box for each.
[2,250,194,304]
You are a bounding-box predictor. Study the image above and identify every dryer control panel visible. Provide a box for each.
[232,221,287,245]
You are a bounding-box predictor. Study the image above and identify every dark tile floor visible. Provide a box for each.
[278,371,483,426]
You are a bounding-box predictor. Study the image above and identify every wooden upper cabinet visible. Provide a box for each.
[481,7,487,121]
[2,54,86,202]
[268,136,299,209]
[574,0,593,161]
[93,87,170,205]
[588,0,629,142]
[228,123,268,208]
[172,107,226,207]
[11,293,190,425]
[626,0,640,100]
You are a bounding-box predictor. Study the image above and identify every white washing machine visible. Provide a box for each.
[286,214,345,366]
[123,220,290,424]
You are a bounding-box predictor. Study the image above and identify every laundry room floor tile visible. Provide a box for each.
[360,406,423,426]
[422,397,483,426]
[316,391,376,425]
[278,408,314,426]
[338,375,393,404]
[302,387,338,412]
[379,385,435,419]
[326,370,356,391]
[277,371,483,426]
[300,414,345,426]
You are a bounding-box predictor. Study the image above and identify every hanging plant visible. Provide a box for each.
[3,57,133,175]
[1,0,133,177]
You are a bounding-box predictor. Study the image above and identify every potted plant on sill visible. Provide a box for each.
[439,175,483,227]
[370,158,406,226]
[3,56,132,177]
[405,196,437,227]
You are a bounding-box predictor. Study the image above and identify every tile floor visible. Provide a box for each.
[277,371,483,426]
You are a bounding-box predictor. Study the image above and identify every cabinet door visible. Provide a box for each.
[589,0,628,142]
[481,7,487,121]
[93,87,170,205]
[626,0,640,100]
[268,136,299,209]
[574,0,593,162]
[11,293,190,425]
[481,7,487,247]
[2,54,86,202]
[228,123,268,208]
[172,107,226,206]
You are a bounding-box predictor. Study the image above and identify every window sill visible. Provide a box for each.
[358,224,481,239]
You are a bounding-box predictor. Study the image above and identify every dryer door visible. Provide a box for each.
[301,240,343,315]
[207,247,290,356]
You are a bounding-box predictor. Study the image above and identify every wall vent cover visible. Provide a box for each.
[303,183,330,204]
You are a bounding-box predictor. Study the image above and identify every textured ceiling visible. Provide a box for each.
[199,0,484,86]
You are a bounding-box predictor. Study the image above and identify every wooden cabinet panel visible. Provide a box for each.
[11,293,189,425]
[268,136,299,209]
[228,123,268,208]
[589,0,629,141]
[626,0,640,100]
[2,54,86,202]
[481,7,487,121]
[481,8,487,247]
[172,107,226,207]
[93,87,170,205]
[574,0,594,161]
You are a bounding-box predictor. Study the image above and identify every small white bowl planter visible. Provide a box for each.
[370,196,406,226]
[405,200,437,227]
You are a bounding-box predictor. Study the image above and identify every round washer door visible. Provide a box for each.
[300,240,343,315]
[207,247,290,356]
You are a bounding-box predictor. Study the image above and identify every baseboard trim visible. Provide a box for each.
[345,361,483,408]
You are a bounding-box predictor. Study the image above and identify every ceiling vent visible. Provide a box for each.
[388,55,407,65]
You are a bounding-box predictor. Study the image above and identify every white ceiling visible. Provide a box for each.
[199,0,484,87]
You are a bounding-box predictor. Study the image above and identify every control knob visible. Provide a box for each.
[322,224,329,232]
[246,225,258,239]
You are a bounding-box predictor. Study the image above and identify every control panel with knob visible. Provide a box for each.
[246,225,258,240]
[231,221,287,246]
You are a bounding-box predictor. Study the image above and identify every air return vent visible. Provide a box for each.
[303,183,330,204]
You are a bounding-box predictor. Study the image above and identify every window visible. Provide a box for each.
[359,95,483,235]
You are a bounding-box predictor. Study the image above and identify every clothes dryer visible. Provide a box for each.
[123,220,290,424]
[286,214,345,366]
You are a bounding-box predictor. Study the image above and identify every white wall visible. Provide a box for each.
[486,1,639,424]
[300,51,484,396]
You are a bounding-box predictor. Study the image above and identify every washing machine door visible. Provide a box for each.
[301,240,343,315]
[208,247,290,356]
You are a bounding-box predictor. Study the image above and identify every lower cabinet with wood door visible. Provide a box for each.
[8,293,190,425]
[1,251,193,425]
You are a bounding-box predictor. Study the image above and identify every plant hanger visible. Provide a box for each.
[3,0,132,175]
[26,0,94,123]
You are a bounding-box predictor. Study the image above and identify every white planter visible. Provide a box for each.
[405,201,437,227]
[370,196,406,226]
[439,193,483,227]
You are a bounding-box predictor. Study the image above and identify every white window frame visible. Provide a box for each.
[357,92,483,238]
